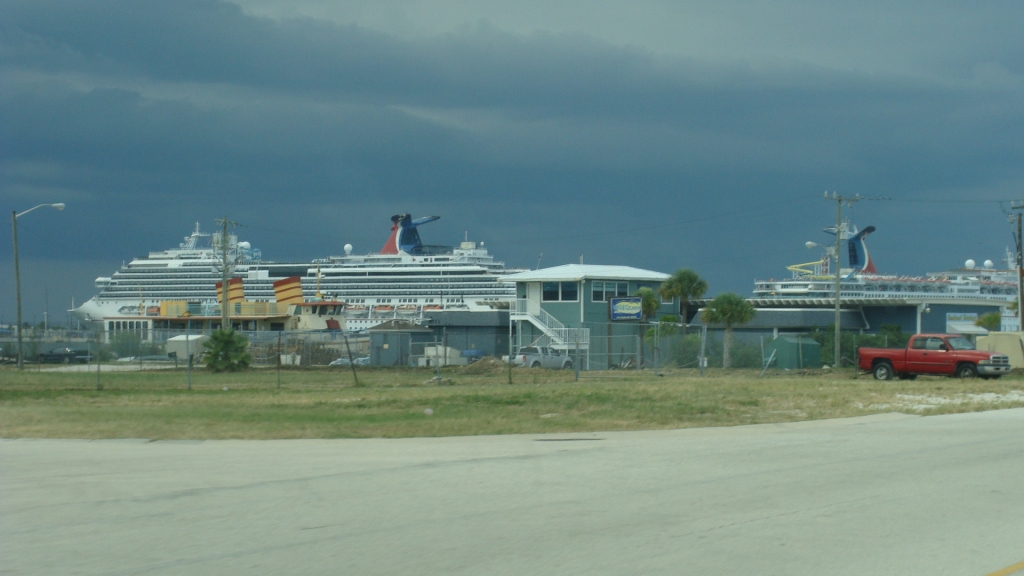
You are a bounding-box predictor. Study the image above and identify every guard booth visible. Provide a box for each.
[505,264,674,369]
[764,335,821,370]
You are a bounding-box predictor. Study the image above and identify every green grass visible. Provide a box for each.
[2,365,1024,439]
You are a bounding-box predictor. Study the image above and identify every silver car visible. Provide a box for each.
[515,346,574,369]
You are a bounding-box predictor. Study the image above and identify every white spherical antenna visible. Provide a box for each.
[237,241,251,250]
[805,241,818,249]
[479,241,485,247]
[965,259,976,269]
[984,259,994,269]
[344,243,353,255]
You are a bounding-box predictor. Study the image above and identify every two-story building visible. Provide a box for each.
[504,264,674,369]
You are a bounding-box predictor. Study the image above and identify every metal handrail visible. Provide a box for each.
[512,299,565,330]
[511,299,589,346]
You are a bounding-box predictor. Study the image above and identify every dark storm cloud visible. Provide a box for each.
[2,0,1024,321]
[5,0,1022,176]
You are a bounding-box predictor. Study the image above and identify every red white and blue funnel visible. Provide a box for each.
[380,214,441,255]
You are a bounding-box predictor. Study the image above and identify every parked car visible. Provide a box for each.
[858,333,1010,380]
[36,348,93,364]
[513,346,574,369]
[329,356,370,367]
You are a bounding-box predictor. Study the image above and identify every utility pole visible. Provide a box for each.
[215,217,237,332]
[825,192,863,369]
[1011,204,1024,328]
[12,211,22,369]
[823,190,856,364]
[822,192,889,367]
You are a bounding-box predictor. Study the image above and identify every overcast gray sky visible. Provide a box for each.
[2,0,1023,324]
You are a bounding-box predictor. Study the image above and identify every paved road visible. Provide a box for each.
[4,410,1024,575]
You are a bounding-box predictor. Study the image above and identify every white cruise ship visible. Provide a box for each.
[71,214,523,331]
[753,221,1018,304]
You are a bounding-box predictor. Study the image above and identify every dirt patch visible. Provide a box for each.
[461,356,508,375]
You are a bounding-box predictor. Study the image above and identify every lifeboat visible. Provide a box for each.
[397,304,419,314]
[345,304,367,317]
[422,304,443,311]
[373,304,395,313]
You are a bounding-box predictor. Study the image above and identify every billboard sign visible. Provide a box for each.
[609,297,643,321]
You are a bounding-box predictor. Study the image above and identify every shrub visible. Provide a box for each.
[202,330,252,372]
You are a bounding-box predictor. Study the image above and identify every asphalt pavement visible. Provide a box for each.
[4,409,1024,575]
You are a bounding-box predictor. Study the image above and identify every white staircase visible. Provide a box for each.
[511,299,589,350]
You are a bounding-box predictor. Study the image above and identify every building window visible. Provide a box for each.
[543,282,560,301]
[592,281,629,301]
[543,282,579,302]
[560,282,578,301]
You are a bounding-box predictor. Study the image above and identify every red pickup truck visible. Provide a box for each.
[858,333,1011,380]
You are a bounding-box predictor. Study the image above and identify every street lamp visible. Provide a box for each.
[807,238,841,366]
[12,203,65,369]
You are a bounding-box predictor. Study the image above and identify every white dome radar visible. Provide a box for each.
[237,241,251,250]
[984,260,995,269]
[344,243,353,255]
[965,259,976,269]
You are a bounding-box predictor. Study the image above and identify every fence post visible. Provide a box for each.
[699,325,707,377]
[343,333,359,386]
[277,331,282,389]
[654,321,660,376]
[185,323,192,391]
[95,330,102,391]
[574,328,580,382]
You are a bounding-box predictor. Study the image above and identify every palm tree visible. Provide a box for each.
[701,292,756,369]
[202,329,252,373]
[659,269,708,330]
[975,312,1001,332]
[635,287,660,368]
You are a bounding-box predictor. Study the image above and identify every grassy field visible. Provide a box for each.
[2,362,1024,439]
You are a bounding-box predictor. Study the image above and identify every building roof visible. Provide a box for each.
[694,308,869,330]
[421,311,510,327]
[739,297,1008,308]
[366,319,432,332]
[503,264,669,283]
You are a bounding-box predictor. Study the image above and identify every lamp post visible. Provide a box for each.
[12,203,65,370]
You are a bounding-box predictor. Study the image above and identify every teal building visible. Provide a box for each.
[504,265,674,369]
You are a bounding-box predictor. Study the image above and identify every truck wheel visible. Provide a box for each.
[531,361,541,368]
[872,362,894,381]
[956,363,977,379]
[563,361,573,370]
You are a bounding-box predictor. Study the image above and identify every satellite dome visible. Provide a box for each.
[237,241,251,250]
[965,259,976,269]
[344,243,353,255]
[984,260,995,269]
